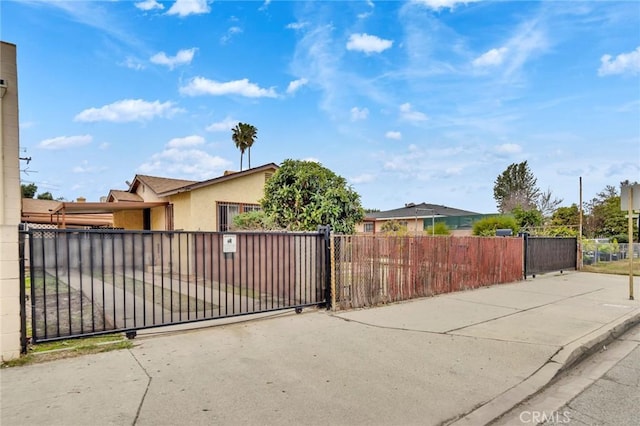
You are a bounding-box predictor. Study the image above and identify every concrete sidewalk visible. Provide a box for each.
[2,272,639,426]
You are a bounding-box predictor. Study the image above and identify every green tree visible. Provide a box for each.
[472,215,518,236]
[584,185,626,238]
[21,183,37,198]
[512,205,543,229]
[231,122,258,171]
[551,204,580,227]
[261,159,365,234]
[493,161,540,213]
[37,192,54,200]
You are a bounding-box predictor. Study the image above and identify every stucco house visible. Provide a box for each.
[107,163,278,231]
[357,202,487,236]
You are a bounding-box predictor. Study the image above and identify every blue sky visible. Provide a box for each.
[3,0,639,213]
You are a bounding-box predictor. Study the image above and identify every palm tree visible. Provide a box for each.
[231,122,258,171]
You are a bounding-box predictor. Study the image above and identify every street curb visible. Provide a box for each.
[447,309,640,426]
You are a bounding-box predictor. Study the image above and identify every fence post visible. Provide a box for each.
[18,227,27,354]
[318,225,332,309]
[520,232,529,279]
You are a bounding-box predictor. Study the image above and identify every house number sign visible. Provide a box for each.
[223,234,237,253]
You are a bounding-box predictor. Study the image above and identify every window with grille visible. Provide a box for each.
[217,202,261,231]
[363,222,374,233]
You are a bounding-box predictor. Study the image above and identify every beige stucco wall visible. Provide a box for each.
[170,192,192,231]
[1,41,21,360]
[134,183,163,202]
[151,205,166,230]
[113,210,144,230]
[188,172,268,231]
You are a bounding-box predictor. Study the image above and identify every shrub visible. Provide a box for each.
[231,211,280,231]
[472,215,518,236]
[425,222,450,236]
[380,220,408,236]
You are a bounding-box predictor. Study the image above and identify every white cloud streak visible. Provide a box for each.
[39,135,92,150]
[350,107,369,121]
[346,33,393,54]
[286,78,308,94]
[135,0,164,11]
[206,117,238,132]
[414,0,480,11]
[167,0,210,17]
[473,47,509,67]
[138,136,232,180]
[150,48,197,69]
[166,135,205,148]
[385,131,402,140]
[495,143,522,154]
[74,99,183,123]
[180,77,277,98]
[400,103,428,122]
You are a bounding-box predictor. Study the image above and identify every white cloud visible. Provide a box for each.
[180,77,278,98]
[495,143,522,154]
[150,48,197,69]
[350,107,369,121]
[346,33,393,54]
[286,78,309,94]
[99,142,110,150]
[166,0,210,17]
[135,0,164,11]
[221,26,243,44]
[121,56,145,70]
[74,99,183,123]
[399,103,428,122]
[39,135,92,150]
[385,131,402,140]
[350,174,376,184]
[206,117,238,132]
[166,135,205,148]
[414,0,480,11]
[286,22,308,30]
[139,137,232,180]
[598,46,640,76]
[473,47,508,67]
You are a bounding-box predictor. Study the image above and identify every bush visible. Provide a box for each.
[472,215,518,236]
[231,211,280,231]
[380,220,408,236]
[425,222,450,236]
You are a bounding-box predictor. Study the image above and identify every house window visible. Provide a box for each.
[363,222,374,233]
[265,172,273,183]
[217,202,261,231]
[165,204,174,231]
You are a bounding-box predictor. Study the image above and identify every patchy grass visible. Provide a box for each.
[582,258,640,276]
[1,334,132,368]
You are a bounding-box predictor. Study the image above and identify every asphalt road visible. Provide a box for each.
[494,324,640,426]
[547,343,640,425]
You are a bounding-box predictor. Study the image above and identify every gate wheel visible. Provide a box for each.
[295,307,303,314]
[126,331,137,340]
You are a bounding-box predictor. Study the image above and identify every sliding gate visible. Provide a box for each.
[20,228,330,349]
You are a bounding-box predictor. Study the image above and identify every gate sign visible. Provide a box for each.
[223,234,237,253]
[621,184,640,210]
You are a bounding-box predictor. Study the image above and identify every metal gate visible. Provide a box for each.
[523,235,577,278]
[20,228,330,350]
